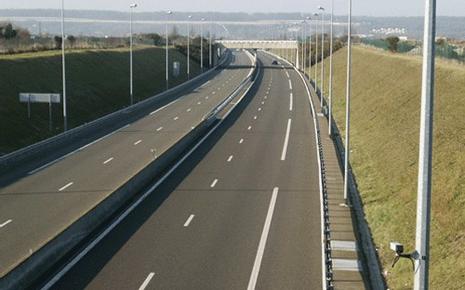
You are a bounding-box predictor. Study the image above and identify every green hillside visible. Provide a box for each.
[313,46,465,289]
[0,46,200,154]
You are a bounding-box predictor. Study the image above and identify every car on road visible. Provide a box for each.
[272,60,279,65]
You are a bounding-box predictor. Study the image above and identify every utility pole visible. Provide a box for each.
[414,0,436,289]
[60,0,67,132]
[328,0,334,136]
[343,0,353,204]
[129,3,137,106]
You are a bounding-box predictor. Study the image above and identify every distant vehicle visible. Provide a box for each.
[272,60,279,65]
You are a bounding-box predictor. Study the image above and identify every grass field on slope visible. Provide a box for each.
[0,46,201,154]
[310,46,465,289]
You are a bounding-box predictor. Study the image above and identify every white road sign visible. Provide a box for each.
[19,93,61,104]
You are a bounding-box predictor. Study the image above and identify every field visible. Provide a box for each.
[0,46,200,154]
[311,46,465,289]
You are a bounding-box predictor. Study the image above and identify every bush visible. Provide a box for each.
[386,36,400,52]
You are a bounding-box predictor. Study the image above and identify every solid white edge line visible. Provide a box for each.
[138,272,155,290]
[28,125,127,175]
[0,219,13,228]
[265,50,328,290]
[280,119,292,161]
[288,79,293,90]
[150,100,176,115]
[134,140,142,145]
[184,214,195,227]
[156,127,163,132]
[40,50,257,290]
[28,67,209,175]
[227,155,233,162]
[239,138,244,144]
[290,93,294,112]
[247,187,279,290]
[58,182,73,192]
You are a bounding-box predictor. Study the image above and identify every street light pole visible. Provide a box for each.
[319,6,325,105]
[313,13,319,94]
[302,20,306,73]
[200,18,205,71]
[343,0,353,203]
[209,20,212,68]
[414,0,436,289]
[307,16,312,81]
[60,0,67,131]
[165,10,173,90]
[328,0,334,136]
[129,3,137,106]
[187,15,192,79]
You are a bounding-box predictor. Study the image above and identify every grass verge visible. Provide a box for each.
[312,46,465,289]
[0,46,200,154]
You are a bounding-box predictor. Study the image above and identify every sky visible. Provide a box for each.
[1,0,464,17]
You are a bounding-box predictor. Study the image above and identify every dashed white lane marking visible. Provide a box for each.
[187,108,192,112]
[288,79,293,90]
[134,140,143,145]
[248,126,252,130]
[184,214,195,227]
[285,71,290,78]
[59,182,74,192]
[227,155,233,162]
[206,96,209,100]
[254,116,257,120]
[210,179,218,188]
[197,101,202,105]
[174,116,179,121]
[139,272,155,290]
[239,138,244,144]
[258,108,262,112]
[289,93,294,112]
[247,187,279,290]
[264,96,267,100]
[261,101,265,105]
[212,91,216,95]
[0,219,13,228]
[281,119,292,161]
[156,127,163,132]
[103,157,114,165]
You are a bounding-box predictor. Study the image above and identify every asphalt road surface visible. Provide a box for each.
[49,51,323,290]
[0,51,254,279]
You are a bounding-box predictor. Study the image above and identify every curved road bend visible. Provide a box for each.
[49,51,323,290]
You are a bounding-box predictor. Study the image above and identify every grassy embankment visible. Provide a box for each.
[309,46,465,289]
[0,46,201,154]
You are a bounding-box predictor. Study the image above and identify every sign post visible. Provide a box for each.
[20,93,61,131]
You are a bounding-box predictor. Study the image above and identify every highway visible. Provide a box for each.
[0,50,254,283]
[47,51,323,289]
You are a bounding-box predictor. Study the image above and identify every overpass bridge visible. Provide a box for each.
[216,40,298,50]
[216,40,301,68]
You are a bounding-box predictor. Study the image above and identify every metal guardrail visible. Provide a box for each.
[310,74,386,290]
[204,50,257,121]
[0,51,231,173]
